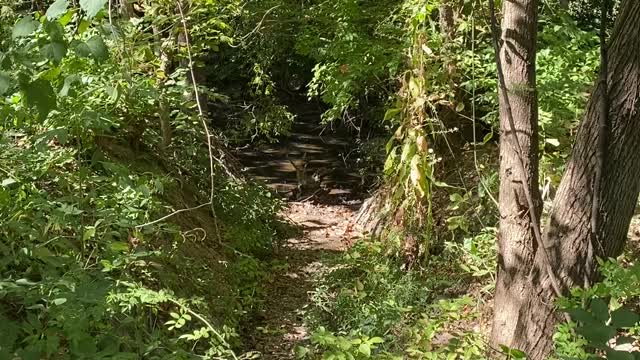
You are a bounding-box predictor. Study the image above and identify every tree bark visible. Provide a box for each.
[513,0,640,357]
[491,0,541,349]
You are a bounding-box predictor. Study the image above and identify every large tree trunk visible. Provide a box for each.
[491,0,541,349]
[513,1,640,357]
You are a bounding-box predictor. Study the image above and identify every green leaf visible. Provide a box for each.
[21,78,57,120]
[110,241,129,252]
[60,74,81,96]
[46,0,69,19]
[606,350,635,360]
[294,346,310,359]
[567,308,594,323]
[86,35,109,61]
[78,19,91,34]
[384,108,401,121]
[591,298,610,322]
[483,132,493,144]
[1,178,17,187]
[12,17,38,39]
[0,71,10,95]
[82,227,96,241]
[71,40,92,57]
[44,20,65,41]
[358,343,371,356]
[16,278,37,286]
[41,41,68,65]
[59,9,75,26]
[369,337,384,344]
[546,138,560,147]
[80,0,107,18]
[52,298,67,305]
[611,307,640,328]
[577,324,615,345]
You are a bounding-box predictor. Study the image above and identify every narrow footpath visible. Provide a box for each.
[235,111,365,358]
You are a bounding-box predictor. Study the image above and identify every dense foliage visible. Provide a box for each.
[1,0,638,359]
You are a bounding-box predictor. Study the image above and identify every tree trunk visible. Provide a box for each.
[491,0,541,350]
[513,0,640,357]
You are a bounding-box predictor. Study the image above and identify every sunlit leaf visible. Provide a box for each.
[12,17,38,39]
[80,0,107,19]
[46,0,69,19]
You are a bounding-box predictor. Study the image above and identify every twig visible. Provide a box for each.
[135,202,212,229]
[487,0,564,298]
[227,5,281,48]
[166,298,238,360]
[176,0,222,243]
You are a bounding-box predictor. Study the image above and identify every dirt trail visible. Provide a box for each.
[243,202,361,358]
[235,109,366,358]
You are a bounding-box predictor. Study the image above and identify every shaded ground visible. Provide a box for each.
[234,112,364,204]
[243,202,361,359]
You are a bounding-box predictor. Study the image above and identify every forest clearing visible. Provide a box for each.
[1,0,640,359]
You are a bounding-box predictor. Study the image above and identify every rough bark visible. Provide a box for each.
[491,0,541,349]
[514,0,640,357]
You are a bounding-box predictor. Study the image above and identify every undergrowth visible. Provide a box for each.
[299,237,493,359]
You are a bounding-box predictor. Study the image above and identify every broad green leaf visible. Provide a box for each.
[0,71,10,95]
[78,19,91,34]
[71,40,92,57]
[567,308,594,323]
[605,350,635,360]
[358,343,371,356]
[12,17,38,39]
[44,20,65,41]
[611,307,639,328]
[59,9,75,26]
[41,41,68,65]
[21,78,57,120]
[80,0,107,18]
[591,298,609,322]
[577,324,615,345]
[46,0,69,19]
[86,35,108,61]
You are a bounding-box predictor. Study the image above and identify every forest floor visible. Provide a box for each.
[235,110,368,358]
[244,201,362,358]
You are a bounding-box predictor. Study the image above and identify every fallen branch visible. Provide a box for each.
[135,202,211,229]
